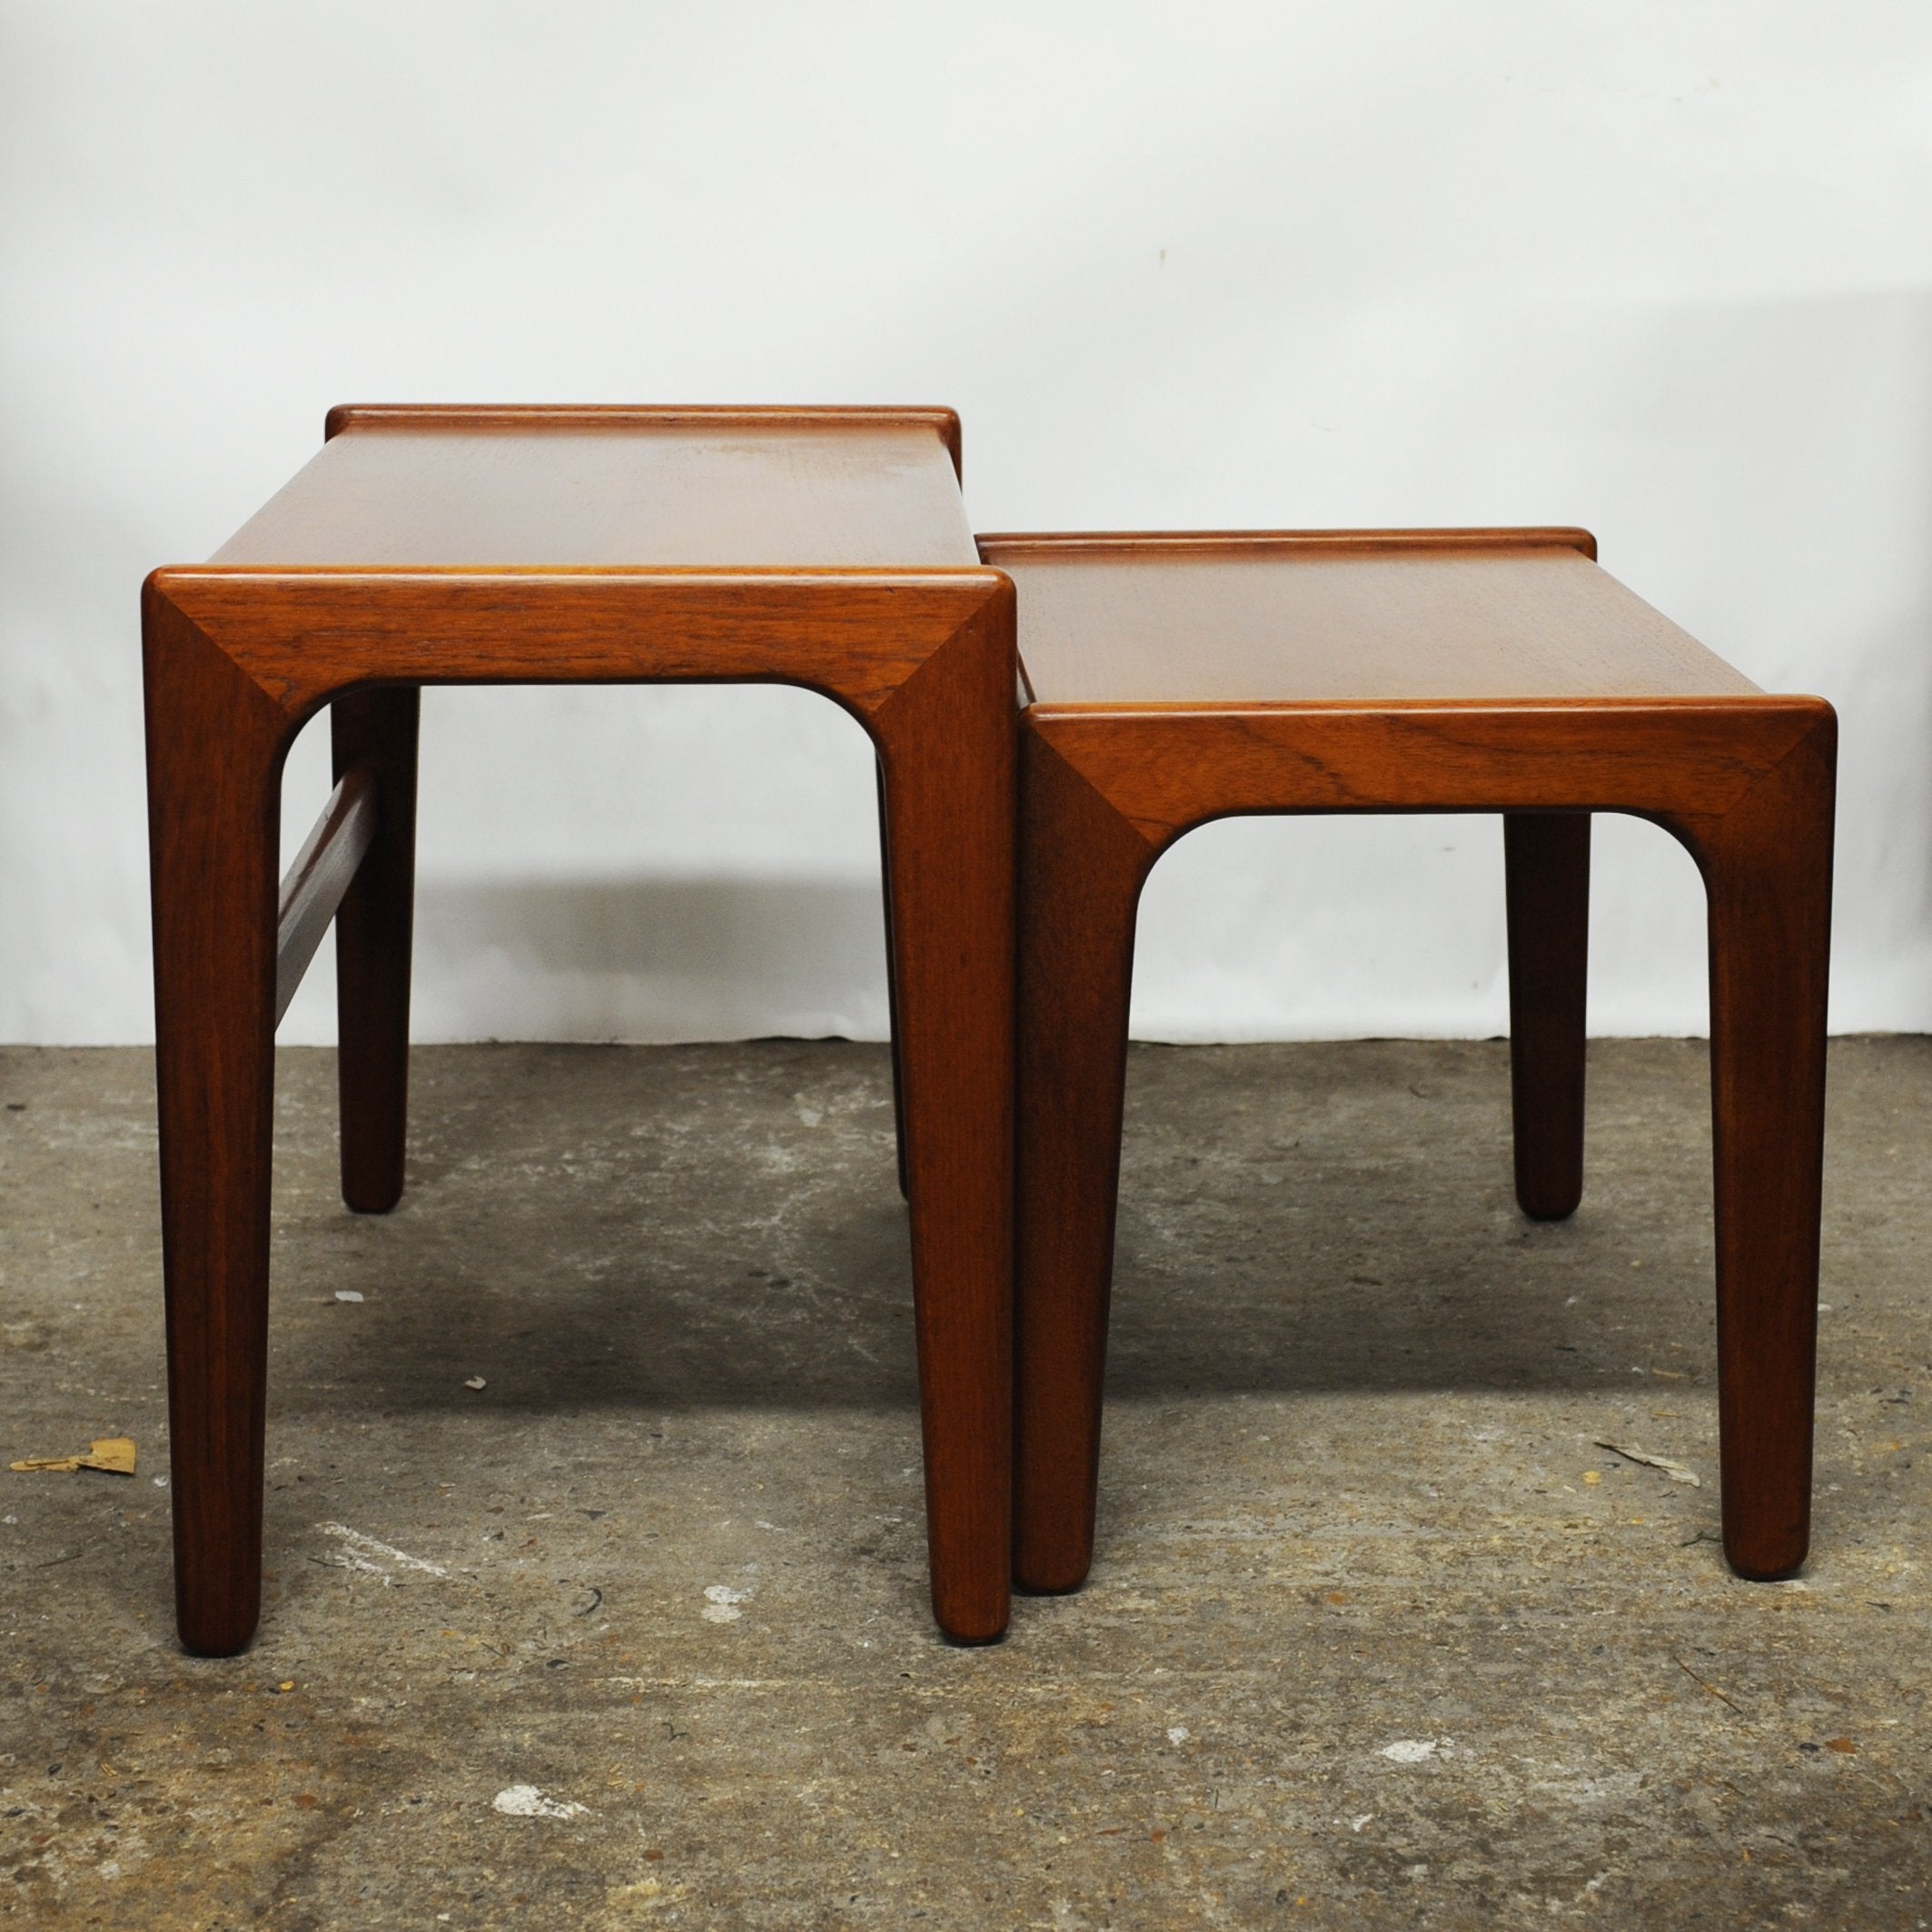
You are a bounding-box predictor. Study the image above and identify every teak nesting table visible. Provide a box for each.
[144,406,1016,1653]
[993,530,1834,1595]
[146,411,1835,1659]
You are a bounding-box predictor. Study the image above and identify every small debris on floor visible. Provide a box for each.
[334,1290,364,1303]
[1379,1739,1443,1764]
[1675,1656,1747,1715]
[701,1583,750,1623]
[464,1376,487,1391]
[492,1785,587,1819]
[1595,1440,1700,1485]
[10,1435,136,1475]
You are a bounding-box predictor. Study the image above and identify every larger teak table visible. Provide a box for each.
[144,406,1016,1653]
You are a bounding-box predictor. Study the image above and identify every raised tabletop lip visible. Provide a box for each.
[1021,693,1829,718]
[978,526,1600,559]
[150,564,1011,586]
[322,403,966,480]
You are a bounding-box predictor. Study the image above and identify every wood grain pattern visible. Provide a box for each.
[220,414,973,569]
[982,533,1756,707]
[1013,729,1152,1592]
[1007,530,1837,1595]
[151,572,1002,720]
[1656,719,1836,1578]
[868,589,1016,1638]
[144,587,288,1657]
[1028,699,1824,847]
[144,413,1014,1653]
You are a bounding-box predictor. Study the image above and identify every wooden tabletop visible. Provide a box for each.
[978,532,1763,708]
[213,407,976,570]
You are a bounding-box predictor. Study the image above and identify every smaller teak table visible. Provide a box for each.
[991,528,1835,1596]
[144,406,1017,1654]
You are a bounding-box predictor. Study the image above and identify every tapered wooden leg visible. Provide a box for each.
[1013,728,1154,1592]
[1668,723,1836,1579]
[871,614,1016,1641]
[332,688,420,1214]
[1504,811,1590,1220]
[144,589,292,1656]
[875,757,908,1200]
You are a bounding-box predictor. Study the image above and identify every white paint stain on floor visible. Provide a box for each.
[492,1785,586,1820]
[702,1583,752,1623]
[1380,1738,1448,1764]
[317,1521,449,1582]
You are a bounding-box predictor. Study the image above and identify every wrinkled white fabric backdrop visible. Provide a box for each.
[3,1,1927,1044]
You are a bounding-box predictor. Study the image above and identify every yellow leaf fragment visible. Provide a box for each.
[10,1436,136,1475]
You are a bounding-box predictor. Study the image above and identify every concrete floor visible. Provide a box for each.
[1,1036,1927,1929]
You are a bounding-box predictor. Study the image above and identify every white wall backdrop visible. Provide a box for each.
[3,1,1928,1045]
